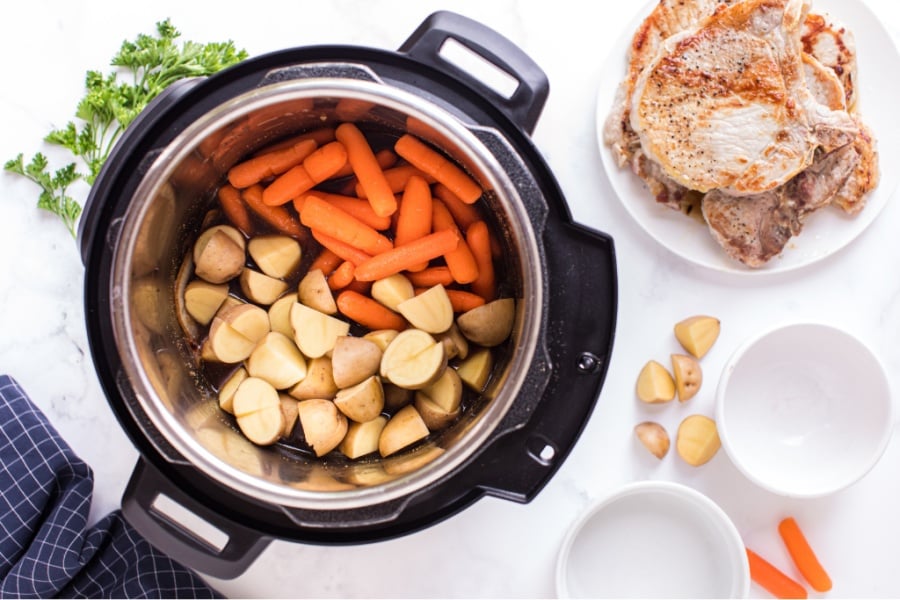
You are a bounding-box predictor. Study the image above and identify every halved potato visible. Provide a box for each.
[233,377,285,446]
[378,404,429,457]
[218,367,248,414]
[298,268,338,315]
[380,329,446,390]
[456,298,515,347]
[334,375,385,423]
[297,398,348,457]
[208,304,270,363]
[248,235,302,279]
[290,302,350,358]
[332,336,383,389]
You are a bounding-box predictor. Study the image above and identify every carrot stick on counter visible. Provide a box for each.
[241,184,306,240]
[308,248,343,277]
[406,266,454,288]
[336,290,406,330]
[262,141,348,206]
[335,123,397,217]
[227,138,317,189]
[328,261,356,291]
[778,518,832,593]
[747,548,807,599]
[217,184,253,236]
[432,199,478,284]
[394,134,482,204]
[311,230,373,267]
[466,220,496,301]
[295,192,391,231]
[353,229,460,282]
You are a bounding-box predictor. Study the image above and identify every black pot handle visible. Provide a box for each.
[477,219,617,502]
[398,11,549,135]
[121,458,271,580]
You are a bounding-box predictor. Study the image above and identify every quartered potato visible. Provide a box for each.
[674,315,721,359]
[193,225,246,284]
[298,398,348,457]
[456,347,493,392]
[233,377,285,446]
[279,394,299,438]
[246,331,308,390]
[208,303,270,363]
[288,356,338,401]
[371,273,415,312]
[240,268,289,306]
[456,298,515,347]
[298,268,338,315]
[397,285,454,334]
[267,293,298,338]
[378,404,429,457]
[184,280,229,326]
[331,336,383,389]
[636,360,675,404]
[290,302,350,358]
[340,415,388,460]
[362,329,400,352]
[248,235,302,279]
[334,375,385,423]
[218,367,248,414]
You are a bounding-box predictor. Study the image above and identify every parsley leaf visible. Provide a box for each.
[6,19,248,238]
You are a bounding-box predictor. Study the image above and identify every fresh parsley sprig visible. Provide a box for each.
[5,19,248,237]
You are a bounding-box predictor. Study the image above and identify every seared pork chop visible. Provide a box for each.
[701,143,859,266]
[802,12,858,110]
[831,118,878,215]
[631,0,858,195]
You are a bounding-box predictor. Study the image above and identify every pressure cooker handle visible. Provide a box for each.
[121,459,271,580]
[399,11,549,135]
[478,219,617,502]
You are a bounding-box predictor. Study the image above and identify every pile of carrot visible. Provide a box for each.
[747,516,832,599]
[215,121,498,331]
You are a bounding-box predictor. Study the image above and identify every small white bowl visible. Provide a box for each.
[555,481,750,599]
[716,322,893,498]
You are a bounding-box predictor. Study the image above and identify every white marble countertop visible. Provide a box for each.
[2,0,900,597]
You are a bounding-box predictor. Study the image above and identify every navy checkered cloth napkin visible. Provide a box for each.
[0,374,221,599]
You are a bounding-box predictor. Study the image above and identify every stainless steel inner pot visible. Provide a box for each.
[111,74,545,511]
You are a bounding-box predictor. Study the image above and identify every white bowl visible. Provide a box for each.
[555,481,750,599]
[716,323,893,498]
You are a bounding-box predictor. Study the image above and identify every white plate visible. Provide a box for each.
[595,0,900,274]
[555,481,750,599]
[716,322,893,497]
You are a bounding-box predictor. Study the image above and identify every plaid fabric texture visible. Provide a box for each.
[0,375,220,599]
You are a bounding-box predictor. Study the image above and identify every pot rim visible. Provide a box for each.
[111,76,545,510]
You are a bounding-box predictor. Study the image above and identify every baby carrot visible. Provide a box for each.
[466,220,496,301]
[300,195,393,256]
[302,141,348,182]
[217,184,253,236]
[336,290,407,331]
[335,123,397,217]
[311,230,373,267]
[432,182,482,230]
[355,165,436,198]
[353,229,460,282]
[262,141,348,206]
[308,249,343,277]
[394,134,482,204]
[253,128,336,156]
[778,518,832,593]
[295,192,391,231]
[443,289,486,312]
[333,147,397,179]
[395,175,433,272]
[241,185,306,240]
[227,138,317,189]
[328,261,355,291]
[406,266,454,288]
[432,199,479,284]
[747,548,807,599]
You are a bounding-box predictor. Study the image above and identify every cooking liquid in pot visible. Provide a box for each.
[176,120,515,468]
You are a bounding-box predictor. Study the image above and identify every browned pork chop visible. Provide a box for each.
[631,0,858,195]
[701,143,860,267]
[802,12,858,110]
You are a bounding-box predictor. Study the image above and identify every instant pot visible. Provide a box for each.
[78,11,617,578]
